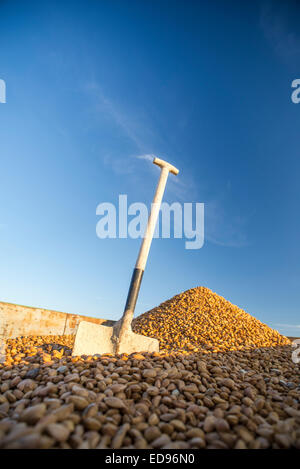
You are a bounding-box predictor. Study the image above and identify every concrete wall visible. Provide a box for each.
[0,301,115,340]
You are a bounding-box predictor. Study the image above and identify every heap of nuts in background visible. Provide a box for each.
[133,287,291,352]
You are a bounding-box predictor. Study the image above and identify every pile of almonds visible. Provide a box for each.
[133,287,291,352]
[0,336,299,449]
[0,288,298,449]
[3,335,74,366]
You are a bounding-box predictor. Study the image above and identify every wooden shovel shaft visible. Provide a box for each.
[115,159,179,353]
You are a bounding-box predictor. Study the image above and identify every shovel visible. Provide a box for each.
[72,157,179,356]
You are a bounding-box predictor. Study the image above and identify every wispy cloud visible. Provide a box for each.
[83,82,249,246]
[103,153,159,176]
[83,81,200,201]
[136,154,156,162]
[260,1,300,63]
[84,81,156,153]
[275,323,300,329]
[273,323,300,337]
[205,198,251,248]
[102,154,136,175]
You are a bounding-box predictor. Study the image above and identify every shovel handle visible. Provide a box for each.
[115,157,179,352]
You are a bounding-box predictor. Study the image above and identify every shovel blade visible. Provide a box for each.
[72,321,159,356]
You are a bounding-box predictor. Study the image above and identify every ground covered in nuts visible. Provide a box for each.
[0,287,299,449]
[0,337,299,449]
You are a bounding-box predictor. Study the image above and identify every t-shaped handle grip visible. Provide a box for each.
[153,157,179,176]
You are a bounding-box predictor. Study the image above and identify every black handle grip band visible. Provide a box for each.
[124,268,144,313]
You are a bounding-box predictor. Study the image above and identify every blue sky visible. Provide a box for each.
[0,0,299,336]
